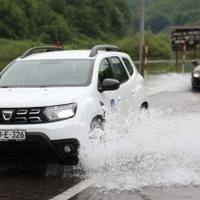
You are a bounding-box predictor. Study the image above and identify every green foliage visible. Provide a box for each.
[0,38,42,61]
[116,35,140,59]
[0,31,171,70]
[0,0,132,43]
[129,0,200,32]
[145,32,171,59]
[0,0,184,67]
[147,13,169,33]
[0,0,28,38]
[116,32,171,60]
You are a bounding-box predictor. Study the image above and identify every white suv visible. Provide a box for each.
[0,45,148,165]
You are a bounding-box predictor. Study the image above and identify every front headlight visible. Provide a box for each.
[193,73,200,78]
[44,103,77,122]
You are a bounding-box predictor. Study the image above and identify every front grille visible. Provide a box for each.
[0,108,47,124]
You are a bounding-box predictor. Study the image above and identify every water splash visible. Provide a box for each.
[79,73,200,190]
[145,73,190,95]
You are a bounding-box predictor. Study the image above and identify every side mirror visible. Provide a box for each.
[99,78,120,92]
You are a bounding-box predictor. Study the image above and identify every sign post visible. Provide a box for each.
[182,42,187,73]
[139,0,145,76]
[171,26,200,72]
[144,44,149,78]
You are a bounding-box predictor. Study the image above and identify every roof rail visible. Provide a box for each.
[89,45,120,57]
[21,46,64,58]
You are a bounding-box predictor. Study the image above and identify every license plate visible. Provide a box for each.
[0,130,26,141]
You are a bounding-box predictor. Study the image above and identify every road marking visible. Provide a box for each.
[50,179,93,200]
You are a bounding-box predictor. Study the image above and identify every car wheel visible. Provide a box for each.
[90,116,104,130]
[140,102,149,110]
[89,116,105,143]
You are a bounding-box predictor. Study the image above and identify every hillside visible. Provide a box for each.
[0,0,131,44]
[129,0,200,32]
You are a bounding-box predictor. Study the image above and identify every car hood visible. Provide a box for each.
[0,87,90,108]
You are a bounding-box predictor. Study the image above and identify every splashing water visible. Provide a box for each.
[145,73,191,95]
[79,73,200,190]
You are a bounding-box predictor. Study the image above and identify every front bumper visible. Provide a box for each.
[192,77,200,88]
[0,132,79,165]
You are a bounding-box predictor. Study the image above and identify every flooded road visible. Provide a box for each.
[70,186,200,200]
[1,73,200,200]
[0,170,80,200]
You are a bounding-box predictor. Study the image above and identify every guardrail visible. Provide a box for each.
[134,59,195,75]
[134,59,194,64]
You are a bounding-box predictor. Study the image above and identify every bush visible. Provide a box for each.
[0,38,42,61]
[116,32,171,60]
[116,35,140,60]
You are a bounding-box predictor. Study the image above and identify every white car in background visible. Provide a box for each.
[0,45,148,165]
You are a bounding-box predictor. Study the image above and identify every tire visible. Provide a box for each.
[90,116,104,130]
[140,102,149,111]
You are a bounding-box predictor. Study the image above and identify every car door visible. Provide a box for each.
[98,58,120,113]
[121,56,145,111]
[108,57,131,113]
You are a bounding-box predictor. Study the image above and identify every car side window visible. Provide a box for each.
[98,59,114,85]
[122,57,134,75]
[110,57,129,83]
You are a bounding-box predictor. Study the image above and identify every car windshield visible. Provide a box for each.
[0,59,94,87]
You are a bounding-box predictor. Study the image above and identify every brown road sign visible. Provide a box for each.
[171,26,200,51]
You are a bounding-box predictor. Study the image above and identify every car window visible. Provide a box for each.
[98,59,114,85]
[110,57,129,83]
[0,59,94,87]
[122,57,134,75]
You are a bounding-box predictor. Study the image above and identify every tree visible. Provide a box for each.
[0,0,28,38]
[0,0,132,43]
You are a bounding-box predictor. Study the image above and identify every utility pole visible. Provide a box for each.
[139,0,145,76]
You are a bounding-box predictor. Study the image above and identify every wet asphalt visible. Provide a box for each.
[0,168,81,200]
[70,186,200,200]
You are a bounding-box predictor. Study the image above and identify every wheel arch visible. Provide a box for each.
[140,101,149,110]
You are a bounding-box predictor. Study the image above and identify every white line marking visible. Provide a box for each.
[50,179,93,200]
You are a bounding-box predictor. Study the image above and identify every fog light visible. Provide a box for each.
[64,145,71,153]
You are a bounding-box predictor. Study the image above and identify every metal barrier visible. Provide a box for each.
[134,60,194,75]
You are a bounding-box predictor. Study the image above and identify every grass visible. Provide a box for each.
[0,60,10,70]
[0,38,42,70]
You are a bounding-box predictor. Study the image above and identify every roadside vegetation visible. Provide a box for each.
[116,32,171,60]
[0,32,172,70]
[0,0,131,43]
[129,0,200,33]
